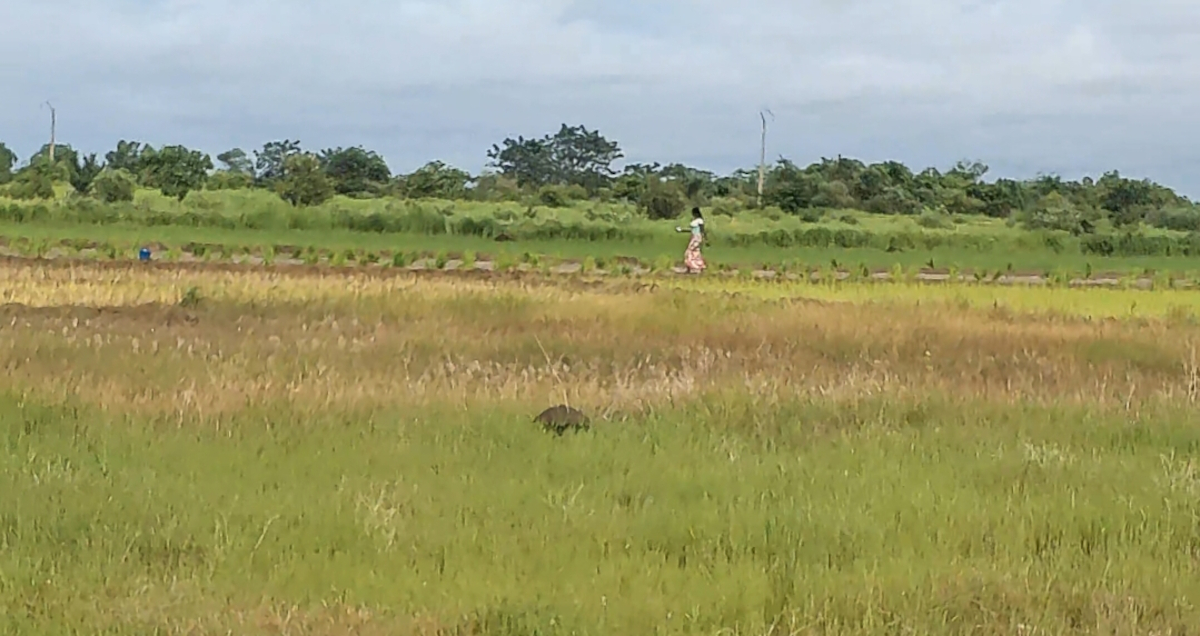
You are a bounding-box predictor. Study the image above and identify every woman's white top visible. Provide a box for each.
[690,218,704,236]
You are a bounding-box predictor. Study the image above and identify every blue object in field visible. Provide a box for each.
[138,247,151,262]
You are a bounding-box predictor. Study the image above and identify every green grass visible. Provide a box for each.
[5,188,1200,274]
[4,395,1200,634]
[5,220,1200,275]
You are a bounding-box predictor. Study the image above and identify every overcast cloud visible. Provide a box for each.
[2,0,1198,194]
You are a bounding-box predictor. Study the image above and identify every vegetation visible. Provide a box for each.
[3,260,1200,634]
[2,125,1198,271]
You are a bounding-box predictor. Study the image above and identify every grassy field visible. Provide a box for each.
[5,188,1200,274]
[3,261,1200,634]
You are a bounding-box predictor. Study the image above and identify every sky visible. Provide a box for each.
[2,0,1198,195]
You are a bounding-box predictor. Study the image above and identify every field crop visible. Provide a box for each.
[6,187,1200,275]
[3,260,1200,634]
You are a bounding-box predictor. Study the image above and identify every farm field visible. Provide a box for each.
[3,259,1200,635]
[5,189,1200,277]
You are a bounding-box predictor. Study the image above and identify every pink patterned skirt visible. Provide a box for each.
[684,235,706,273]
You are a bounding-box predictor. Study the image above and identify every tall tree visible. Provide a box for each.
[140,145,213,201]
[254,140,302,184]
[275,152,333,207]
[487,124,623,193]
[318,146,391,196]
[1098,170,1155,227]
[105,140,146,173]
[401,161,472,199]
[216,148,253,174]
[0,142,17,184]
[70,153,103,194]
[27,143,79,181]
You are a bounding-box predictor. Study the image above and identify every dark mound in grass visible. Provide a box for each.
[534,405,590,435]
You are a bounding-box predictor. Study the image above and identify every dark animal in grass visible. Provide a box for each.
[535,405,590,435]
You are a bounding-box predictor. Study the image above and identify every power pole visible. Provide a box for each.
[756,109,773,207]
[43,101,56,163]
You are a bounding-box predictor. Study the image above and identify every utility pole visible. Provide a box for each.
[756,109,773,207]
[43,101,56,163]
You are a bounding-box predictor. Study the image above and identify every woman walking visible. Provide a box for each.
[675,206,706,274]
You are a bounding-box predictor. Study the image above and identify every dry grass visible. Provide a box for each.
[3,260,1200,634]
[2,264,1197,416]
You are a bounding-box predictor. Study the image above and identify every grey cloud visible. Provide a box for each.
[1,0,1197,194]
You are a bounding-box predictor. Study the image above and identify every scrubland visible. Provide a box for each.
[2,261,1200,635]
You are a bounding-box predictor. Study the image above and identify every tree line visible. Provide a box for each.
[1,123,1196,233]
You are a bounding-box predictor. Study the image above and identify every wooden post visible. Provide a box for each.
[756,109,773,207]
[44,101,56,163]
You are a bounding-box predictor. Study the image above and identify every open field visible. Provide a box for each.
[4,260,1200,634]
[5,189,1200,276]
[4,231,1200,291]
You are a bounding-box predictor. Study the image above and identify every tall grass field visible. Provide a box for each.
[2,261,1200,634]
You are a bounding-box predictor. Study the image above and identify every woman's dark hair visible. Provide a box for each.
[692,206,703,219]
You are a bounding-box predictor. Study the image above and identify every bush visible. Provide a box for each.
[798,208,822,223]
[276,153,334,207]
[8,165,54,200]
[638,179,686,220]
[1080,231,1200,257]
[709,196,743,217]
[0,203,51,222]
[91,169,136,203]
[1145,207,1200,232]
[537,184,583,208]
[865,187,921,215]
[916,211,953,230]
[206,171,254,191]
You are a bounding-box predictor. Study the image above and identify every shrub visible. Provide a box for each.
[276,153,334,207]
[1145,207,1200,232]
[91,169,137,203]
[206,171,254,191]
[916,211,953,230]
[8,165,54,200]
[537,184,588,208]
[638,179,686,220]
[709,196,743,217]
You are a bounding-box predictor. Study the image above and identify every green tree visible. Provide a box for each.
[659,163,716,203]
[105,140,146,173]
[763,160,821,213]
[254,140,302,184]
[863,186,921,215]
[852,165,890,202]
[8,160,55,199]
[216,148,253,175]
[140,145,213,201]
[0,142,16,184]
[487,124,623,193]
[468,171,521,202]
[611,163,662,202]
[812,180,857,209]
[275,152,333,207]
[1098,171,1154,227]
[91,168,137,203]
[27,143,78,182]
[70,153,103,194]
[401,161,472,199]
[638,176,686,220]
[971,178,1028,219]
[319,146,391,196]
[1019,192,1099,234]
[206,170,254,190]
